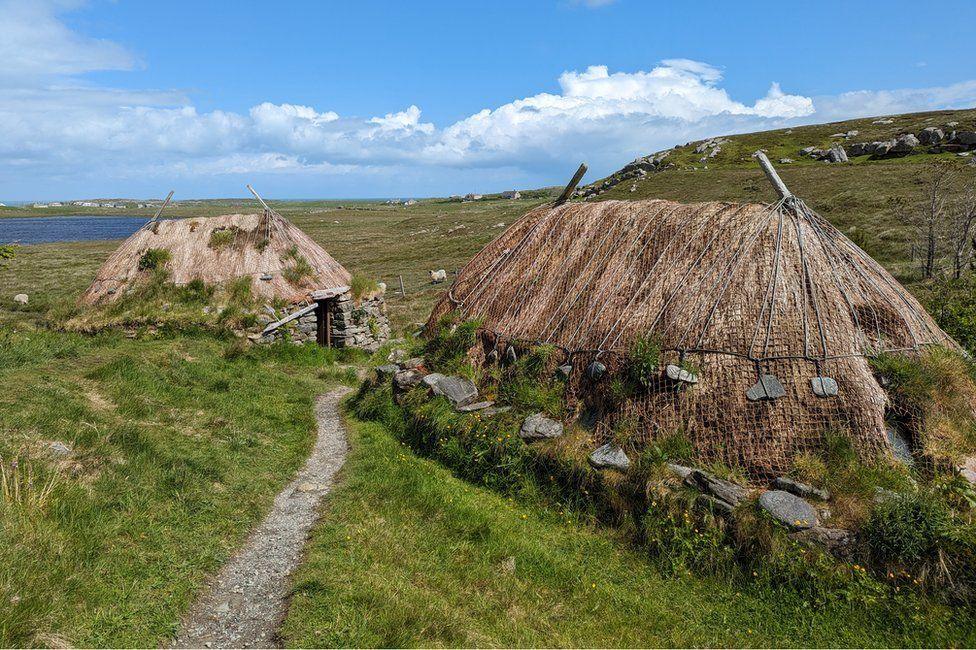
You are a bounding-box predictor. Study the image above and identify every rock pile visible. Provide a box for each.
[575,150,672,199]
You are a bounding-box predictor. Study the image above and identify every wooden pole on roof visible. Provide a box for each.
[554,163,588,206]
[246,184,275,214]
[754,152,792,200]
[144,190,174,228]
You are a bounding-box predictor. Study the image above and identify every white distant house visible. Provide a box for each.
[81,201,97,207]
[501,190,521,200]
[49,201,63,207]
[404,199,417,206]
[32,203,48,208]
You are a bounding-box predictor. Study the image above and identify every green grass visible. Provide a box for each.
[0,328,358,647]
[282,414,976,647]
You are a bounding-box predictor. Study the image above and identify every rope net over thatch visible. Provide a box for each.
[80,211,351,305]
[428,189,963,479]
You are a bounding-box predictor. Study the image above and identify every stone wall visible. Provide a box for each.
[330,292,390,351]
[258,291,390,351]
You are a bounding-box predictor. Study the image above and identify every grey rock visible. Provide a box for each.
[587,361,607,380]
[556,364,573,379]
[375,364,398,377]
[504,346,518,364]
[401,357,426,370]
[799,146,817,156]
[482,405,512,417]
[696,494,734,515]
[519,413,564,440]
[665,364,698,384]
[426,374,479,407]
[759,490,818,530]
[779,158,794,164]
[789,526,853,557]
[746,374,786,401]
[871,140,894,157]
[773,476,830,501]
[847,142,869,157]
[457,400,495,413]
[666,463,694,479]
[891,133,920,153]
[589,443,630,471]
[811,376,838,397]
[826,145,849,163]
[257,313,273,325]
[958,456,976,485]
[685,470,749,507]
[919,127,945,145]
[954,131,976,145]
[48,441,71,456]
[393,369,424,391]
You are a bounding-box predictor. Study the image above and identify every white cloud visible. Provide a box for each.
[0,0,137,78]
[0,0,974,199]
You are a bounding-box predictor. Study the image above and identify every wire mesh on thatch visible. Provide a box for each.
[80,212,351,305]
[427,197,962,479]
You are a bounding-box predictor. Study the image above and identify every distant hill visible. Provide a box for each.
[574,108,976,277]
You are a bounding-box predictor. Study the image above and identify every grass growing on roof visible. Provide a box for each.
[870,346,976,464]
[349,273,379,299]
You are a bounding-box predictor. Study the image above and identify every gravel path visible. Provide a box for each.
[171,388,351,649]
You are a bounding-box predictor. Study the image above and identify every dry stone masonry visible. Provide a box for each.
[260,291,390,351]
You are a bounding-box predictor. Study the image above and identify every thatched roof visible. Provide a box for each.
[428,196,962,478]
[80,212,350,305]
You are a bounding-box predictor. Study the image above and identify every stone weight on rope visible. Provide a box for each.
[504,346,518,364]
[487,349,499,364]
[556,364,573,379]
[811,376,838,398]
[665,364,699,385]
[746,374,786,401]
[587,361,606,381]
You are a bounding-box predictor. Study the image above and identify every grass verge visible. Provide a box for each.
[282,412,976,648]
[0,328,355,647]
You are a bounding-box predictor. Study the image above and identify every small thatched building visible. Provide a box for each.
[80,210,389,350]
[428,162,969,479]
[81,212,349,304]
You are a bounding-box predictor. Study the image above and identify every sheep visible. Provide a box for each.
[429,269,447,283]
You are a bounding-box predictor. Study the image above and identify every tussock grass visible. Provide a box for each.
[0,329,346,647]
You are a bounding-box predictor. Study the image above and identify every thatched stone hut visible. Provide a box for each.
[80,210,389,350]
[428,184,969,479]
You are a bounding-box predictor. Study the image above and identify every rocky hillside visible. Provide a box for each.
[573,108,976,276]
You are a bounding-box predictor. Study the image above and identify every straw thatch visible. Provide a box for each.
[428,196,963,479]
[80,212,350,305]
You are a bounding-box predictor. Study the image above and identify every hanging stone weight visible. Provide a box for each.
[487,349,499,364]
[587,361,607,380]
[504,346,518,365]
[665,364,699,385]
[746,374,786,401]
[556,364,573,379]
[811,376,838,398]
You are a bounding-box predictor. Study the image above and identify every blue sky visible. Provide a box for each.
[1,0,975,200]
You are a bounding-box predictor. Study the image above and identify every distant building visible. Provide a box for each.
[501,190,521,200]
[404,199,417,206]
[32,203,48,208]
[49,202,63,207]
[81,201,96,207]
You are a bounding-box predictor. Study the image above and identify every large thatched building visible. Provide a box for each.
[428,160,967,479]
[80,209,389,350]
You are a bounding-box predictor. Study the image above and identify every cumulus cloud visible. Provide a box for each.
[1,0,974,198]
